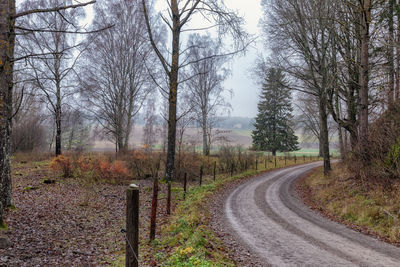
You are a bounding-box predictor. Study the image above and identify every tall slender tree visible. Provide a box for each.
[0,0,95,234]
[80,0,154,153]
[141,0,249,214]
[17,0,85,156]
[252,68,299,156]
[185,34,231,156]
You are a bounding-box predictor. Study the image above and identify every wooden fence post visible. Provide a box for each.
[199,165,203,186]
[264,157,267,169]
[166,182,171,215]
[149,178,158,241]
[256,159,258,170]
[126,184,139,267]
[183,173,187,200]
[213,161,216,181]
[231,163,234,177]
[284,156,287,166]
[294,155,297,164]
[274,156,277,168]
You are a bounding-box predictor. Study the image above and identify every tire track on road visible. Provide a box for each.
[223,163,400,266]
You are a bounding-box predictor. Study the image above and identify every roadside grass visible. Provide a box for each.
[114,157,320,266]
[301,164,400,243]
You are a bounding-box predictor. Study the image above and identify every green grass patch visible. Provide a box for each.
[0,219,8,230]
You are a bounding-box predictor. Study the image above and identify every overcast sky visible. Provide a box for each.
[222,1,263,118]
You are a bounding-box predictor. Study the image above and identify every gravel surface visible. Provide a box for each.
[212,162,400,266]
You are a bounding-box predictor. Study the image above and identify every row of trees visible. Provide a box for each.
[0,0,249,225]
[259,0,400,174]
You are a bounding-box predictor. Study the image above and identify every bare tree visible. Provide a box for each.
[141,0,249,188]
[185,34,231,156]
[17,0,88,156]
[0,0,95,233]
[80,0,155,153]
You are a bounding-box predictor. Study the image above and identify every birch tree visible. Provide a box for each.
[185,34,231,156]
[141,0,248,213]
[0,0,95,233]
[17,0,87,156]
[80,0,155,152]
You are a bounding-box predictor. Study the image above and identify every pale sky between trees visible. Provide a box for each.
[87,0,264,118]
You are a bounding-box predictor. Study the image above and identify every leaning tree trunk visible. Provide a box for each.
[0,1,16,221]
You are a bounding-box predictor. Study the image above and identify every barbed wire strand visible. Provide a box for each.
[121,229,139,264]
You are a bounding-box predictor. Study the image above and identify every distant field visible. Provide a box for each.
[91,126,339,156]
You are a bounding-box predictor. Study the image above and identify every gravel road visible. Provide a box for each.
[219,162,400,266]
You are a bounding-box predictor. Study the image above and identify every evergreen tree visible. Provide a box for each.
[252,68,299,155]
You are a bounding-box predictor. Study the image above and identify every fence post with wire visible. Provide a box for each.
[126,184,139,267]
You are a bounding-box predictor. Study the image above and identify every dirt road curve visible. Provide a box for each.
[222,162,400,266]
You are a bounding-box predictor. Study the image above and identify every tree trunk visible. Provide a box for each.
[344,128,349,154]
[0,1,15,214]
[359,0,371,161]
[55,103,62,156]
[318,138,323,157]
[202,111,208,156]
[124,117,133,152]
[335,88,345,160]
[396,4,400,102]
[338,124,345,161]
[319,97,331,175]
[388,0,395,108]
[165,1,180,183]
[149,177,158,241]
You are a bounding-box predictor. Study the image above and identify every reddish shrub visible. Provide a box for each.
[49,155,73,178]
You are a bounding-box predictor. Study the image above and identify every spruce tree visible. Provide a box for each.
[252,68,299,155]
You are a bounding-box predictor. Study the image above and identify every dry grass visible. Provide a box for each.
[302,164,400,244]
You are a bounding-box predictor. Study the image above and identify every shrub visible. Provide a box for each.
[49,155,73,178]
[348,104,400,182]
[99,160,130,182]
[128,150,161,179]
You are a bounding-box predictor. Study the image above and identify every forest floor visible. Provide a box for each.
[0,158,179,266]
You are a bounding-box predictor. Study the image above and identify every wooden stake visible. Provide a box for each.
[199,165,203,186]
[149,178,158,241]
[183,172,187,199]
[213,161,216,181]
[126,184,139,267]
